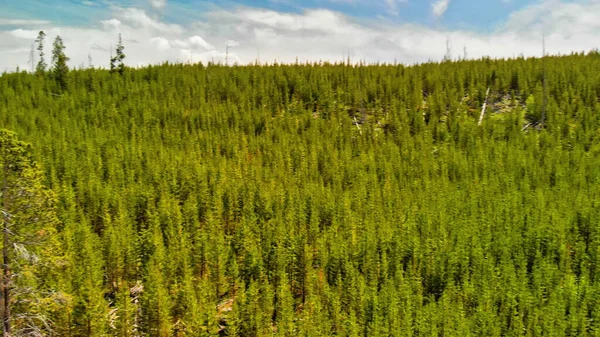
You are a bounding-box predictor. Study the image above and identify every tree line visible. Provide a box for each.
[29,30,126,91]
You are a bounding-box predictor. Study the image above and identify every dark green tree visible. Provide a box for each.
[51,35,69,91]
[111,34,126,75]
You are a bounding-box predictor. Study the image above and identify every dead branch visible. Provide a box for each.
[478,87,490,126]
[353,117,362,135]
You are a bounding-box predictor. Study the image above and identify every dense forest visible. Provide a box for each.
[1,37,600,336]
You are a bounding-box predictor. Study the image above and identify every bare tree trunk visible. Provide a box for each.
[353,117,362,135]
[478,87,490,126]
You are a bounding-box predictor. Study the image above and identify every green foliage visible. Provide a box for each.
[51,35,69,91]
[1,52,600,336]
[0,129,67,336]
[110,34,126,76]
[35,31,47,75]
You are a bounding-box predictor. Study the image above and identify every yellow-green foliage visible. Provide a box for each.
[0,129,67,336]
[1,52,600,336]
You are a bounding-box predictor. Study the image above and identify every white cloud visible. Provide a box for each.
[221,8,349,33]
[189,36,214,50]
[114,7,183,34]
[169,39,189,49]
[149,0,166,9]
[169,36,214,50]
[432,0,450,17]
[226,40,240,47]
[101,19,121,30]
[9,29,39,40]
[0,19,51,25]
[2,1,600,72]
[150,36,170,50]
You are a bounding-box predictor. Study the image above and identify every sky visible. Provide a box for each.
[0,0,599,70]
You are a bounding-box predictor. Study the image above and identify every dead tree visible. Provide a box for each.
[478,87,490,126]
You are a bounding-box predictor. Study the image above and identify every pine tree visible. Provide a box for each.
[111,34,126,75]
[51,35,69,91]
[34,31,46,75]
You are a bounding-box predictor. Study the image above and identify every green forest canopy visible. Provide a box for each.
[1,51,600,336]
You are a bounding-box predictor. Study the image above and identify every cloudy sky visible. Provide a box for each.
[0,0,599,70]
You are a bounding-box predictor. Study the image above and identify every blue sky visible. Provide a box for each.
[1,0,537,31]
[0,0,598,69]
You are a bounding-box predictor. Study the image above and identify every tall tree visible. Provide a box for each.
[111,34,126,75]
[51,35,69,91]
[34,31,46,75]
